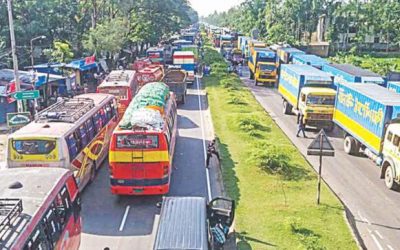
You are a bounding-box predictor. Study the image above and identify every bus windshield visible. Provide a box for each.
[259,64,276,71]
[12,139,56,155]
[306,95,335,106]
[116,134,159,149]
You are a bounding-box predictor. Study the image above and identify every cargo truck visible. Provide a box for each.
[333,83,400,190]
[322,63,385,87]
[279,64,336,130]
[248,48,278,86]
[277,47,305,65]
[387,71,400,93]
[292,54,329,70]
[246,40,267,60]
[146,47,165,65]
[173,51,195,84]
[163,66,187,104]
[181,32,196,44]
[238,36,251,59]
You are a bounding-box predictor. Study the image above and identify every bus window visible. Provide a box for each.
[23,224,51,250]
[116,134,159,149]
[66,134,78,160]
[85,119,95,141]
[42,204,62,246]
[105,104,112,122]
[78,125,88,147]
[93,113,102,133]
[110,101,117,117]
[55,186,72,227]
[12,140,56,155]
[98,110,106,127]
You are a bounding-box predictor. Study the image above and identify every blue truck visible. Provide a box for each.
[322,64,385,87]
[291,54,329,70]
[334,83,400,190]
[278,64,336,129]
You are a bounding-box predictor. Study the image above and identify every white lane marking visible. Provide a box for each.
[196,76,212,201]
[387,244,394,250]
[119,205,130,231]
[371,233,384,250]
[375,230,383,240]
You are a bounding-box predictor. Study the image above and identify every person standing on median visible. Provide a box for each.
[296,113,307,138]
[206,139,220,168]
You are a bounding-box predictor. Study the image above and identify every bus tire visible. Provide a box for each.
[344,136,358,155]
[384,166,398,190]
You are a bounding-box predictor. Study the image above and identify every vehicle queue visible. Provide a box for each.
[0,26,218,250]
[207,24,400,191]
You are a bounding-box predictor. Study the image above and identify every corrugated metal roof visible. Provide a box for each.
[154,197,208,250]
[330,64,381,77]
[341,83,400,106]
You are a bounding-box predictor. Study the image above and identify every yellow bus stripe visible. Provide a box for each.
[109,150,169,163]
[334,109,382,153]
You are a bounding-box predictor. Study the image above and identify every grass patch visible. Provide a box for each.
[203,47,357,250]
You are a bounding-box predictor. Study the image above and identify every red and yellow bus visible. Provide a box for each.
[109,82,177,195]
[7,93,119,190]
[0,167,81,250]
[97,70,138,116]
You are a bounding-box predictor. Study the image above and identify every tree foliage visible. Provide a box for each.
[201,0,400,50]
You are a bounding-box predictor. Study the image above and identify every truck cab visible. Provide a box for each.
[298,87,336,129]
[249,48,278,87]
[381,124,400,190]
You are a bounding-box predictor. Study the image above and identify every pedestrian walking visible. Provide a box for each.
[206,139,220,168]
[296,113,307,138]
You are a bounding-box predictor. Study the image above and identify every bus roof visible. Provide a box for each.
[98,70,136,88]
[154,197,207,250]
[9,93,114,138]
[0,168,71,248]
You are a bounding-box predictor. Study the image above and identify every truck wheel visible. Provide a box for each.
[182,94,186,104]
[250,72,254,80]
[344,136,359,155]
[255,80,258,86]
[283,100,291,115]
[384,166,398,190]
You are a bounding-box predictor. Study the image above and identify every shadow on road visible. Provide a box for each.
[236,231,277,249]
[177,114,199,129]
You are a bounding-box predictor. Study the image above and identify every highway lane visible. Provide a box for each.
[80,77,221,250]
[240,68,400,250]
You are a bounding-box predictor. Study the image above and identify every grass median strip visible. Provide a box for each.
[202,47,357,250]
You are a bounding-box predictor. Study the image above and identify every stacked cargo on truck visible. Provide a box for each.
[322,63,385,87]
[333,83,400,190]
[136,65,164,88]
[279,64,336,130]
[173,51,195,84]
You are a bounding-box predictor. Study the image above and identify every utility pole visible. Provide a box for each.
[7,0,23,113]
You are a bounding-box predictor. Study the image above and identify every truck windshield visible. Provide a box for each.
[259,64,276,71]
[306,95,335,106]
[12,139,56,155]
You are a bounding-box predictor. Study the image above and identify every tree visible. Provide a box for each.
[83,17,129,64]
[44,41,74,63]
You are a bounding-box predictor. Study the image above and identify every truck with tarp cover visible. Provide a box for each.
[162,66,187,104]
[322,63,385,87]
[109,82,177,195]
[333,83,400,190]
[279,64,336,130]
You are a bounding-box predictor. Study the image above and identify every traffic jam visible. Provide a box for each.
[0,26,235,250]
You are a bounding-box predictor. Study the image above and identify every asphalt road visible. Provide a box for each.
[80,77,222,250]
[240,67,400,250]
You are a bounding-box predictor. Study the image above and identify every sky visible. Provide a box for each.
[189,0,245,17]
